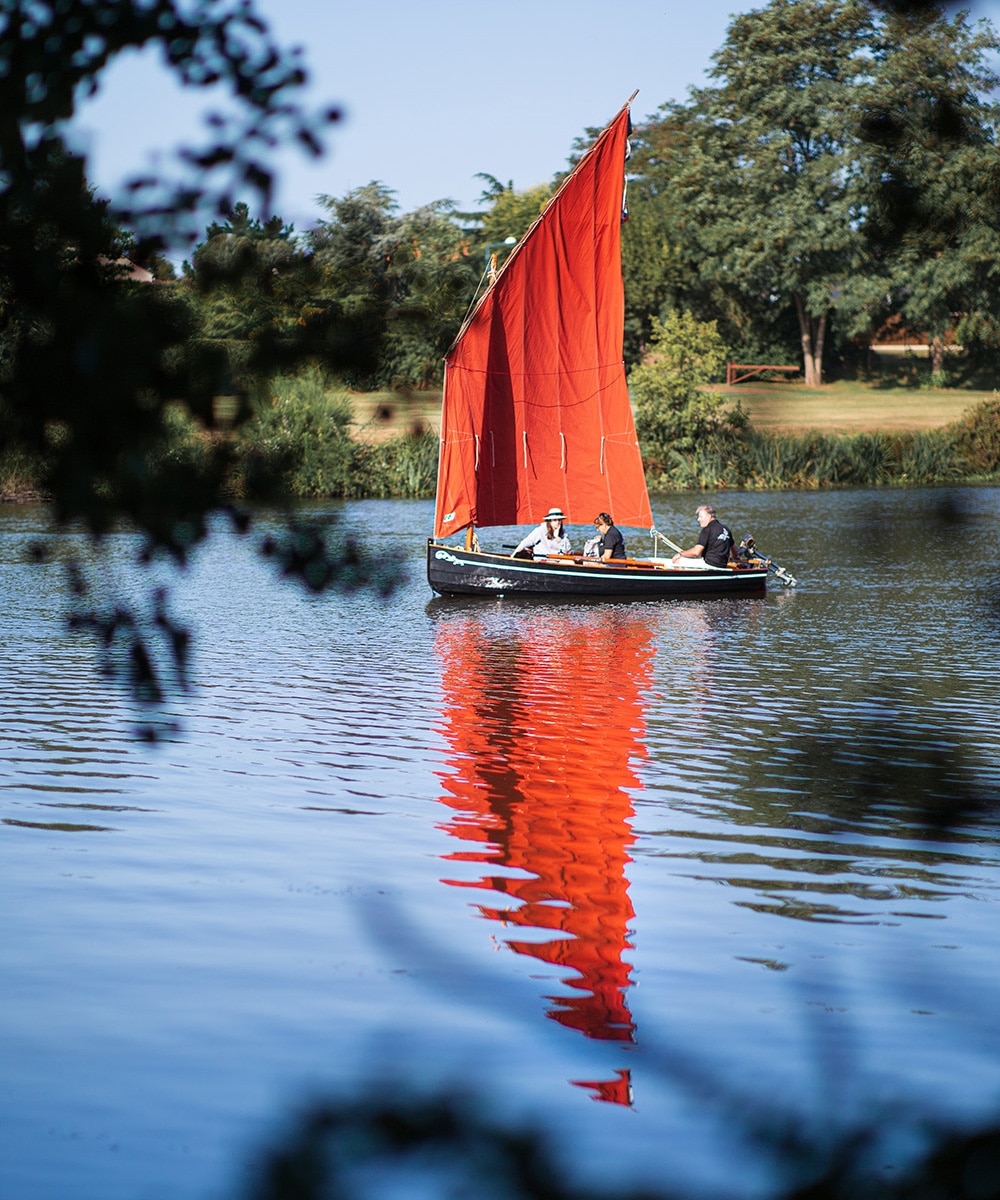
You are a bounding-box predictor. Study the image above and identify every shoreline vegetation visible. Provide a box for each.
[3,375,999,507]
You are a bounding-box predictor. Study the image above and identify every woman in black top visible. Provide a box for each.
[594,513,626,561]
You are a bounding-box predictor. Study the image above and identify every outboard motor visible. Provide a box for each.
[738,533,797,587]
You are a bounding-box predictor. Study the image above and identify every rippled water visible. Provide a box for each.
[2,490,1000,1200]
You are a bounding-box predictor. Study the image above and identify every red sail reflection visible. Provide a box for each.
[434,610,655,1105]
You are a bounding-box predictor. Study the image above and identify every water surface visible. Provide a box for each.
[2,490,999,1200]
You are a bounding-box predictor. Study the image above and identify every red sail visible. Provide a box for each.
[434,99,651,539]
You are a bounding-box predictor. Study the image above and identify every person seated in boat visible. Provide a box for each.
[672,504,735,568]
[512,507,572,559]
[593,513,626,561]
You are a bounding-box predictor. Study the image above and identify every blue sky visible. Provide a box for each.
[69,0,1000,244]
[66,0,764,238]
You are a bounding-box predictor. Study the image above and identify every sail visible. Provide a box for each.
[434,98,652,540]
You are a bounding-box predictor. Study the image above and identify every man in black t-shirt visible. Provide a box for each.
[672,504,734,568]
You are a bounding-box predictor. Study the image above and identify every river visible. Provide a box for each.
[2,489,999,1200]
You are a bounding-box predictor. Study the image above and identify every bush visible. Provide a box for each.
[630,311,745,459]
[950,395,1000,477]
[232,368,361,500]
[228,369,440,500]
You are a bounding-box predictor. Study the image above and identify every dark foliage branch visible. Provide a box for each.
[0,0,403,722]
[249,1093,1000,1200]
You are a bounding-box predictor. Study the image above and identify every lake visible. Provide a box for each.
[2,489,1000,1200]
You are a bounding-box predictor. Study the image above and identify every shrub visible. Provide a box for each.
[630,311,745,458]
[950,395,1000,477]
[232,368,361,500]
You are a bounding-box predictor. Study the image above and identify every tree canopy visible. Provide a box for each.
[624,0,1000,385]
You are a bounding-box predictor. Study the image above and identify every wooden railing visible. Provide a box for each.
[726,363,800,386]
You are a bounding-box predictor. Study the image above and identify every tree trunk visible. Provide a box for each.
[794,294,827,388]
[930,336,945,380]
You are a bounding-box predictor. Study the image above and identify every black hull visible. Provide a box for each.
[426,540,768,598]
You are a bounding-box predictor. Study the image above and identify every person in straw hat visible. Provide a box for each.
[512,507,572,559]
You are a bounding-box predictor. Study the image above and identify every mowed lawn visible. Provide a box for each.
[349,390,442,441]
[348,381,995,440]
[713,380,994,435]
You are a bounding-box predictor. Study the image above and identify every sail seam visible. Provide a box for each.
[447,363,624,377]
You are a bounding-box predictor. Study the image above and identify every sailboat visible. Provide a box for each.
[426,95,775,599]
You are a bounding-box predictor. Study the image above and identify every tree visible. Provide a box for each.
[184,202,380,400]
[471,176,552,248]
[619,159,688,367]
[664,0,875,386]
[625,107,803,371]
[309,184,479,390]
[0,0,398,720]
[845,6,1000,383]
[379,201,479,389]
[630,0,1000,388]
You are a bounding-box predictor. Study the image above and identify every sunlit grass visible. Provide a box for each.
[714,380,994,434]
[350,382,996,441]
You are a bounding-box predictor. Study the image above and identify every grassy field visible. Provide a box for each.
[348,390,442,441]
[713,380,993,434]
[348,381,994,439]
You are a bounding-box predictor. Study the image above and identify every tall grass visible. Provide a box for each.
[643,407,985,492]
[0,444,44,501]
[355,430,439,499]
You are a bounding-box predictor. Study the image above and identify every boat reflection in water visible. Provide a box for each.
[432,603,656,1105]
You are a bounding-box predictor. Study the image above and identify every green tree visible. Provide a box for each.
[309,184,403,389]
[379,201,479,388]
[845,6,1000,383]
[187,204,308,391]
[472,176,552,251]
[184,202,382,400]
[667,0,874,387]
[625,106,803,370]
[631,0,1000,388]
[310,185,478,390]
[620,171,687,366]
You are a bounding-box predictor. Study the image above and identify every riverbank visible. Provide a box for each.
[3,383,997,504]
